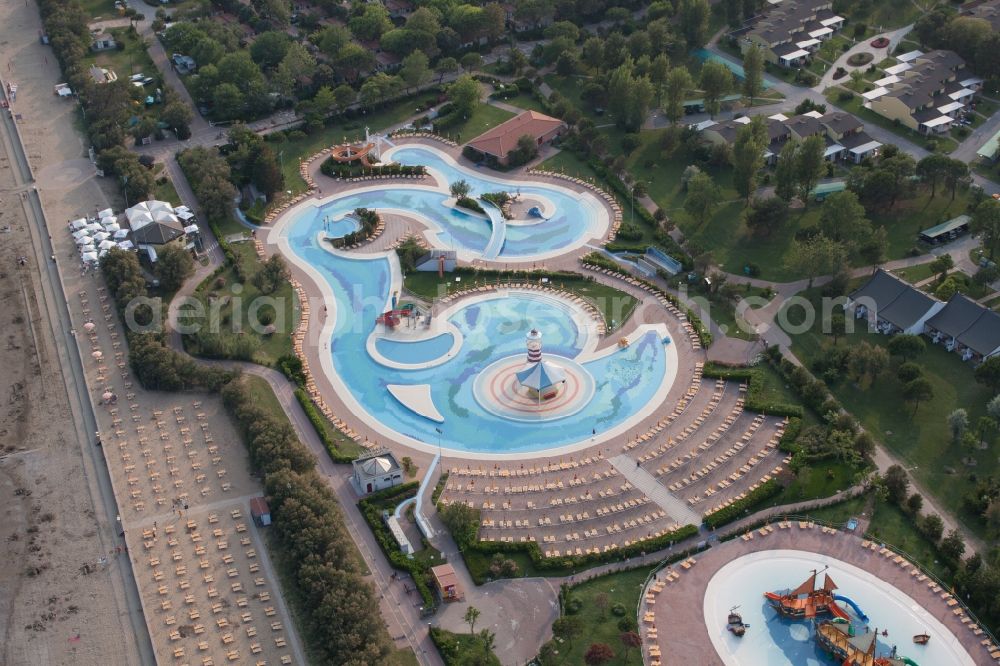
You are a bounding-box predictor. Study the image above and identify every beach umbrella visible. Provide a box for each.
[102,391,113,401]
[81,252,98,263]
[83,322,96,332]
[99,239,116,250]
[92,351,103,359]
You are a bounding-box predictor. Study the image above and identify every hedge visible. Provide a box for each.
[456,523,699,583]
[357,482,436,609]
[703,478,783,529]
[455,196,485,214]
[319,157,426,179]
[429,627,501,666]
[293,388,355,463]
[701,364,803,418]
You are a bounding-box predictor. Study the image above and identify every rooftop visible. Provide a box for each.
[465,110,565,160]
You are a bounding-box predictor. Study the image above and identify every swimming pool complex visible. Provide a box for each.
[703,550,975,666]
[270,144,678,455]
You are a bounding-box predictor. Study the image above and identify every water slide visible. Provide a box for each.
[833,595,870,623]
[480,199,507,260]
[900,658,919,666]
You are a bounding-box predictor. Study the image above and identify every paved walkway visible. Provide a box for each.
[816,26,913,91]
[610,455,702,525]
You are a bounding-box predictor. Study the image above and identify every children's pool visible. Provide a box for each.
[702,550,975,666]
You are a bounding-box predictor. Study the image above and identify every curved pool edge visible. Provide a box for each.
[702,549,977,666]
[366,325,464,370]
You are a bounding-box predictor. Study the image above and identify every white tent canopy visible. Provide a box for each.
[117,240,135,250]
[76,235,93,245]
[93,231,111,242]
[113,229,129,240]
[125,199,180,231]
[81,252,98,263]
[97,208,114,219]
[70,218,88,230]
[99,239,116,250]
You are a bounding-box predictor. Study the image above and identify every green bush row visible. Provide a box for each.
[458,523,699,583]
[701,364,803,418]
[293,388,355,464]
[319,157,426,179]
[357,483,436,610]
[703,478,783,529]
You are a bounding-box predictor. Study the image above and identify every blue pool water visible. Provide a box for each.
[375,333,456,365]
[704,551,975,665]
[284,221,669,453]
[389,147,603,257]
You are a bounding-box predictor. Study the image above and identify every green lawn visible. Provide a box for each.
[497,92,548,114]
[439,103,515,145]
[153,166,181,205]
[856,0,930,31]
[685,282,773,341]
[823,87,958,153]
[430,627,501,665]
[783,291,997,537]
[891,260,941,285]
[549,566,657,666]
[88,28,158,83]
[867,501,953,581]
[181,242,298,365]
[538,150,603,181]
[386,649,420,666]
[919,270,993,300]
[403,271,639,330]
[799,494,869,526]
[80,0,119,19]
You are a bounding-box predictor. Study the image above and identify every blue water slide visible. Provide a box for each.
[833,594,869,623]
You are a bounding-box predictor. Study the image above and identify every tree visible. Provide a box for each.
[880,152,917,208]
[940,529,966,562]
[212,82,245,120]
[450,179,472,199]
[662,66,694,124]
[678,0,711,50]
[620,631,641,664]
[795,134,826,205]
[897,362,922,383]
[976,355,1000,392]
[859,226,889,266]
[786,234,848,287]
[699,60,733,118]
[916,153,951,199]
[906,492,924,514]
[928,254,954,282]
[584,643,615,665]
[684,171,720,227]
[847,341,889,386]
[887,334,926,361]
[253,254,289,295]
[349,3,391,41]
[251,145,284,201]
[942,158,970,201]
[902,377,934,416]
[883,465,909,505]
[250,31,292,69]
[435,56,459,84]
[448,75,480,117]
[972,201,1000,259]
[731,116,768,203]
[460,52,482,73]
[742,45,764,101]
[774,140,799,202]
[130,115,157,143]
[948,408,969,443]
[360,72,403,108]
[464,606,480,635]
[398,51,431,93]
[977,415,997,447]
[333,43,375,83]
[818,190,869,247]
[744,197,789,237]
[155,245,194,292]
[552,616,582,650]
[919,513,944,542]
[274,42,316,97]
[478,628,496,658]
[161,101,193,140]
[507,134,539,167]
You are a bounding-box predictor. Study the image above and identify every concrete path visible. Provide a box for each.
[815,26,913,91]
[610,455,702,526]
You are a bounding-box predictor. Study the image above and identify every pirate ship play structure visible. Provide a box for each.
[765,566,851,620]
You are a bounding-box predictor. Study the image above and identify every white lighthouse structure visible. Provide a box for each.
[517,328,566,401]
